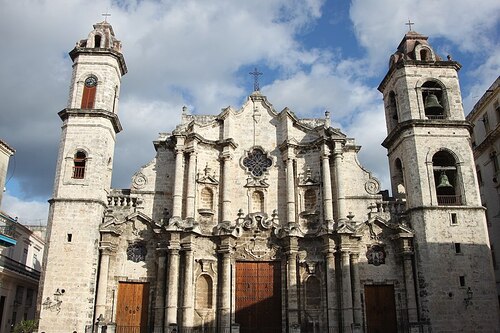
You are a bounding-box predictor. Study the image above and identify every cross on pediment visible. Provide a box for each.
[249,67,263,92]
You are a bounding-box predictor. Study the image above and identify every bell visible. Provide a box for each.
[437,171,453,188]
[424,93,444,115]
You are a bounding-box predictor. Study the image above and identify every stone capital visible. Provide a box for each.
[99,241,117,255]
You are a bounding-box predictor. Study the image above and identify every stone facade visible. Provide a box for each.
[37,24,499,333]
[466,77,500,299]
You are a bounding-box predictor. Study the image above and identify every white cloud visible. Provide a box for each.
[0,0,497,207]
[1,192,48,226]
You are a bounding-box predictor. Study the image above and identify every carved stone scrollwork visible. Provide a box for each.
[132,172,148,190]
[234,235,281,261]
[365,178,380,195]
[240,212,277,231]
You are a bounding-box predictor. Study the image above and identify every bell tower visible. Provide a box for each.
[379,31,499,331]
[38,21,127,332]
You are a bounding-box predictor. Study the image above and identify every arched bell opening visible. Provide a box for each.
[432,151,462,205]
[94,34,102,48]
[393,158,406,198]
[422,81,445,119]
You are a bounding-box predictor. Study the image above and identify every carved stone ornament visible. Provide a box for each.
[241,212,276,230]
[366,244,386,266]
[234,236,280,260]
[242,148,272,177]
[132,172,148,190]
[365,179,380,195]
[127,242,147,263]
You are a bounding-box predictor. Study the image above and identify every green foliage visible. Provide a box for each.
[13,320,38,333]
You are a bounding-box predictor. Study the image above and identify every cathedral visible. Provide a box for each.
[36,21,499,333]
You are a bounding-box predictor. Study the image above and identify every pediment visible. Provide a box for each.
[100,211,162,236]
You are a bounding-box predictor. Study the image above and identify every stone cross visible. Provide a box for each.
[102,11,111,22]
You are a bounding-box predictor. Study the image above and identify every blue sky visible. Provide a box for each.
[0,0,498,224]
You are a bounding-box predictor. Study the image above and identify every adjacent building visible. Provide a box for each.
[466,77,500,302]
[0,140,45,332]
[37,22,499,333]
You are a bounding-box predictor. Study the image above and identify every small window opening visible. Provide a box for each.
[459,276,465,287]
[422,81,445,119]
[94,35,101,48]
[420,49,429,61]
[450,213,458,225]
[490,151,499,175]
[389,92,398,121]
[73,151,86,179]
[454,243,461,254]
[67,234,73,242]
[433,151,461,206]
[483,114,491,132]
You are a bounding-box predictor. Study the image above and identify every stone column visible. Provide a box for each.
[321,148,334,225]
[172,143,185,219]
[221,152,232,223]
[350,253,362,327]
[286,237,300,331]
[95,242,114,319]
[218,241,233,333]
[181,241,194,328]
[286,154,296,227]
[185,148,197,220]
[403,253,418,322]
[154,245,167,330]
[324,245,339,333]
[165,234,180,328]
[340,250,353,331]
[333,142,346,220]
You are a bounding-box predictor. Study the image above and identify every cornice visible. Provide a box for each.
[58,108,122,134]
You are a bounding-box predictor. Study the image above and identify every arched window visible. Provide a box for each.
[432,151,461,205]
[304,189,316,212]
[305,276,321,309]
[394,158,406,197]
[73,151,86,179]
[195,275,213,309]
[490,151,499,176]
[389,91,398,121]
[200,187,214,210]
[81,75,97,109]
[420,48,429,61]
[252,191,264,212]
[422,81,445,119]
[94,35,101,48]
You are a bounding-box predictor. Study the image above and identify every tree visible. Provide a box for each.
[13,320,38,333]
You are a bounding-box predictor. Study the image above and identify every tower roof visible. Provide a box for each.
[390,31,442,66]
[69,21,127,75]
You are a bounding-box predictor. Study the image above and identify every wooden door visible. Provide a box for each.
[116,282,149,333]
[365,285,397,333]
[235,261,282,333]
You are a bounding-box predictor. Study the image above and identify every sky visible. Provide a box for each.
[0,0,499,225]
